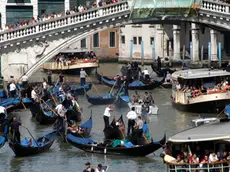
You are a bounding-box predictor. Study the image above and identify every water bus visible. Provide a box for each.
[162,119,230,171]
[40,49,99,75]
[171,68,230,112]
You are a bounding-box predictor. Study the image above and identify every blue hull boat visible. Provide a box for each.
[86,93,116,105]
[9,131,56,157]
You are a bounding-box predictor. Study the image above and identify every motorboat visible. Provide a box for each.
[171,68,230,113]
[128,102,159,115]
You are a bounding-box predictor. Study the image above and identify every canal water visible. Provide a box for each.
[0,63,216,172]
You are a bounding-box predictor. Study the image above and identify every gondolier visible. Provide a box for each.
[21,73,28,88]
[31,86,40,117]
[103,105,113,128]
[114,74,121,93]
[10,116,24,143]
[0,106,7,124]
[55,104,67,131]
[59,73,64,84]
[126,107,137,136]
[9,81,17,98]
[47,70,52,85]
[80,68,86,86]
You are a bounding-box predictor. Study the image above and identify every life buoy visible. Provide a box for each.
[192,90,202,98]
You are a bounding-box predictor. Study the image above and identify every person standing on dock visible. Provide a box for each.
[59,73,64,84]
[9,81,17,98]
[103,105,113,128]
[47,70,52,85]
[21,73,28,88]
[10,116,24,143]
[80,68,86,86]
[126,107,137,136]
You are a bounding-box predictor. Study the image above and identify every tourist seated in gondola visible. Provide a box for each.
[95,164,105,172]
[68,121,84,134]
[143,92,151,105]
[164,71,172,83]
[131,95,139,104]
[58,86,65,102]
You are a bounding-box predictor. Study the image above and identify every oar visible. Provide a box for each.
[21,101,27,110]
[143,133,149,144]
[85,74,100,96]
[116,81,126,99]
[109,80,117,94]
[216,104,230,118]
[24,127,40,147]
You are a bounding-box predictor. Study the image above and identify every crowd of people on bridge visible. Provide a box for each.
[0,0,120,33]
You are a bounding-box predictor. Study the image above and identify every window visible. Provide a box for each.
[93,32,99,48]
[121,35,125,44]
[138,37,142,44]
[81,38,86,48]
[109,32,116,47]
[150,37,154,45]
[133,37,137,44]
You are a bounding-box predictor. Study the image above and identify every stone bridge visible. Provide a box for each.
[0,0,230,81]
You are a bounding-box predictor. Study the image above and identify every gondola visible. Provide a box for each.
[9,131,56,157]
[16,84,33,106]
[103,115,125,140]
[86,93,116,105]
[66,133,166,157]
[161,82,172,89]
[65,83,92,96]
[151,66,175,77]
[0,97,21,113]
[96,72,161,90]
[68,115,93,138]
[36,99,57,125]
[114,95,131,108]
[0,126,8,149]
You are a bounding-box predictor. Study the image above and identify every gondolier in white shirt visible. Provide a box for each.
[126,107,137,136]
[103,105,113,128]
[21,73,28,88]
[55,103,67,134]
[9,81,17,98]
[0,106,7,124]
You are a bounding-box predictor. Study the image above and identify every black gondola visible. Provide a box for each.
[161,82,172,88]
[86,93,116,105]
[68,115,93,138]
[66,133,166,157]
[64,83,92,96]
[36,99,57,125]
[151,66,175,77]
[96,72,161,90]
[9,131,56,157]
[103,115,125,140]
[114,95,131,108]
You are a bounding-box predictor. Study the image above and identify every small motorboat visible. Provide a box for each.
[190,117,219,127]
[96,72,162,90]
[67,133,166,156]
[86,93,116,105]
[68,115,93,138]
[36,99,57,125]
[9,131,56,157]
[103,115,125,140]
[128,102,159,115]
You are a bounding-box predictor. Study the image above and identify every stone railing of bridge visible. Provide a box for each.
[0,0,130,48]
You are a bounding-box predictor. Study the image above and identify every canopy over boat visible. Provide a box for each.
[168,121,230,143]
[172,68,230,80]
